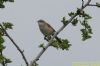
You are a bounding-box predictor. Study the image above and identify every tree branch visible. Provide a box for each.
[88,4,97,6]
[0,24,29,66]
[81,0,84,8]
[30,0,91,66]
[81,0,91,9]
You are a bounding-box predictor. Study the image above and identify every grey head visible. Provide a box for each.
[37,19,46,26]
[38,19,45,23]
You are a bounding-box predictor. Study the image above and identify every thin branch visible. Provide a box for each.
[30,0,92,66]
[0,24,29,66]
[82,0,84,8]
[88,4,97,6]
[81,0,91,9]
[6,32,29,66]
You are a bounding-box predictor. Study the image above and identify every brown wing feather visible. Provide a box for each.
[46,23,55,32]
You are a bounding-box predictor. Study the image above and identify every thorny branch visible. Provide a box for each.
[30,0,92,66]
[0,24,29,66]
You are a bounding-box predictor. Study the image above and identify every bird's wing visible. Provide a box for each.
[47,23,55,31]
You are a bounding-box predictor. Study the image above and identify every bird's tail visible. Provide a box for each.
[55,36,62,43]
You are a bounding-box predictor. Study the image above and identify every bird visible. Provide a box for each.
[37,19,61,43]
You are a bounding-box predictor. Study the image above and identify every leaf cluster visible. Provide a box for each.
[0,22,13,65]
[96,2,100,8]
[39,39,71,50]
[2,22,13,30]
[61,17,69,25]
[80,13,92,41]
[67,8,92,41]
[76,8,92,40]
[0,0,14,8]
[51,39,71,50]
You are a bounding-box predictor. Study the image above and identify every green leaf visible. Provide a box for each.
[51,39,71,50]
[5,58,12,63]
[60,39,71,50]
[76,8,81,15]
[82,34,91,41]
[39,43,45,49]
[0,0,14,8]
[84,14,92,19]
[96,2,100,8]
[3,0,8,2]
[0,4,5,8]
[81,29,86,34]
[0,45,5,52]
[80,28,92,41]
[85,23,91,29]
[0,55,5,63]
[88,28,93,34]
[79,11,92,41]
[51,40,59,49]
[0,36,4,44]
[3,22,13,30]
[0,28,4,36]
[68,12,75,17]
[61,17,68,25]
[71,18,78,26]
[0,36,5,52]
[9,0,14,2]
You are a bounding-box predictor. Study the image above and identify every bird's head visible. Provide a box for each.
[38,19,45,23]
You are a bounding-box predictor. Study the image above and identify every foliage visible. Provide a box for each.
[61,8,93,41]
[80,13,92,41]
[2,22,13,30]
[51,39,71,50]
[61,17,69,25]
[39,39,71,50]
[0,22,13,66]
[96,2,100,7]
[39,43,45,49]
[0,0,14,65]
[31,62,39,66]
[0,0,14,8]
[71,18,78,26]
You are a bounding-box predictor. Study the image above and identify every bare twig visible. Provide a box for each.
[82,0,84,8]
[0,24,29,66]
[88,4,97,6]
[81,0,91,9]
[30,0,92,66]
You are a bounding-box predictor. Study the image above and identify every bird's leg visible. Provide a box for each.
[44,35,51,42]
[44,36,49,41]
[44,36,46,40]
